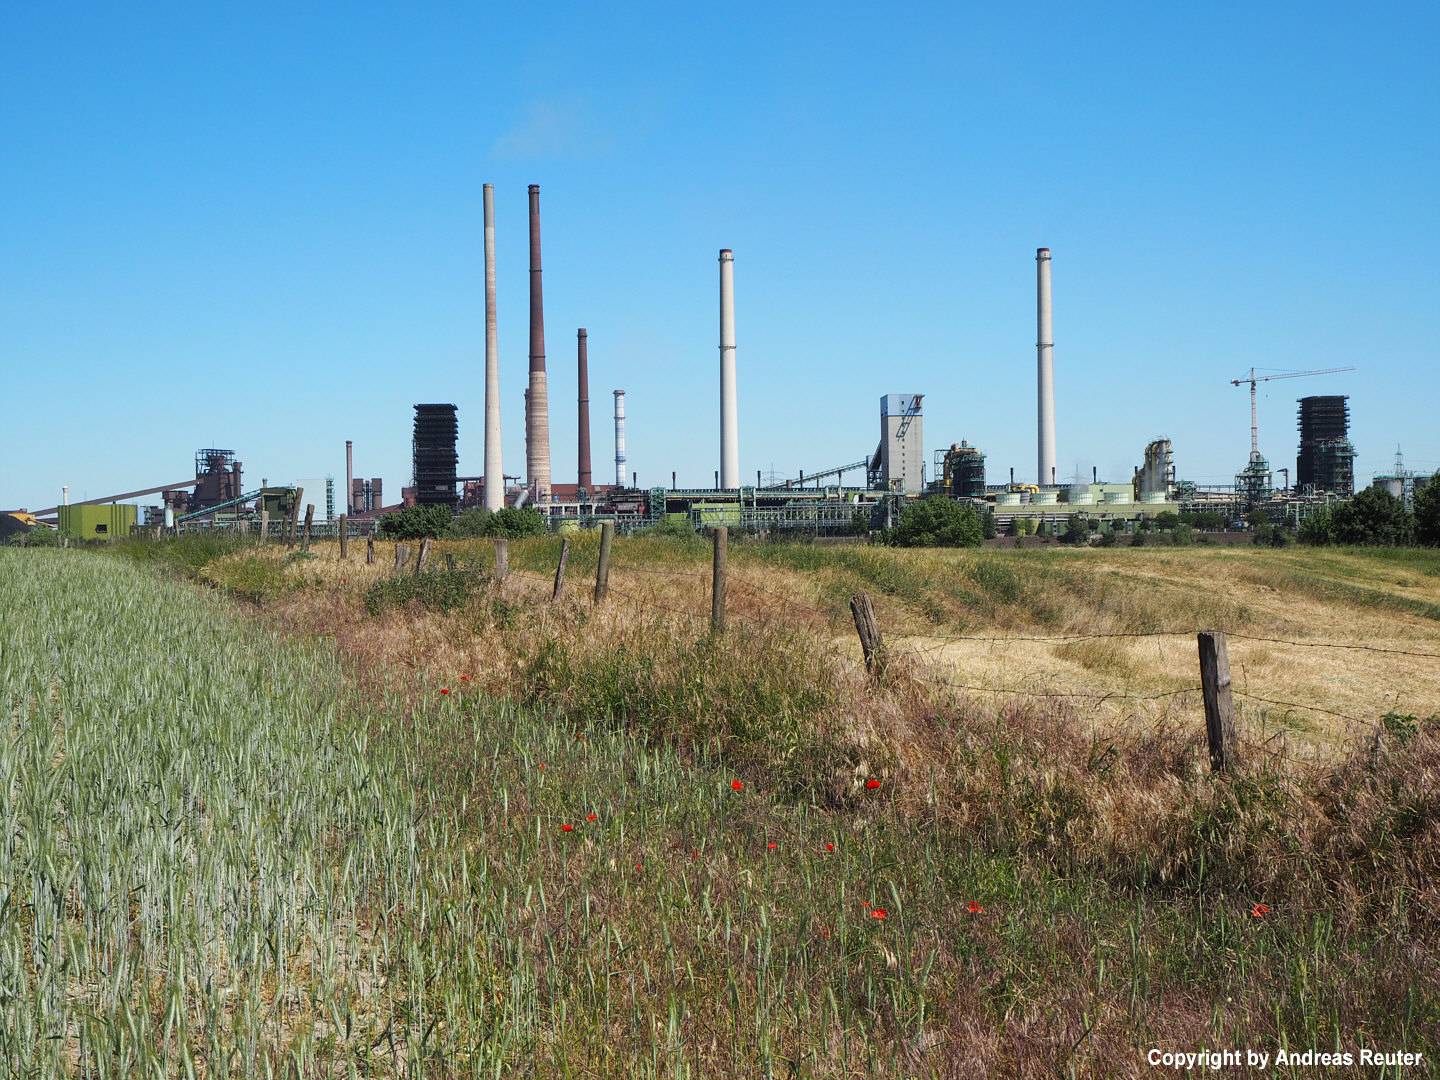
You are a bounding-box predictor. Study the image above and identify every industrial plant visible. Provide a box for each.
[6,192,1423,543]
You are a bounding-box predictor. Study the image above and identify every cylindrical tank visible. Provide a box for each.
[1140,491,1167,504]
[996,492,1022,506]
[1033,490,1058,505]
[1067,485,1094,505]
[1103,490,1130,504]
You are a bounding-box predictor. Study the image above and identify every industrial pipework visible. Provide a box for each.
[1036,248,1056,487]
[577,329,592,490]
[483,183,504,511]
[719,249,739,489]
[613,390,627,487]
[527,185,551,498]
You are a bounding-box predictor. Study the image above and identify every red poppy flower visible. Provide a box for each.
[825,843,834,852]
[440,688,449,695]
[1252,904,1269,918]
[821,924,832,939]
[863,902,871,909]
[767,843,776,850]
[560,824,574,832]
[460,675,468,681]
[731,780,743,791]
[866,779,880,790]
[870,908,887,920]
[341,579,347,584]
[968,901,984,914]
[635,863,643,870]
[538,764,545,770]
[587,813,598,822]
[575,732,584,739]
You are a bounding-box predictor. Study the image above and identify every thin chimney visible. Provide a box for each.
[526,185,551,497]
[577,329,592,489]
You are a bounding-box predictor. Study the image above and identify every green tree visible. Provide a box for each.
[1154,510,1180,531]
[1414,479,1440,546]
[375,504,454,540]
[889,497,983,548]
[1331,487,1415,546]
[1061,513,1088,545]
[981,509,997,540]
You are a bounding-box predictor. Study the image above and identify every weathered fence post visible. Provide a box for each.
[415,537,432,573]
[286,487,304,548]
[494,539,509,583]
[850,591,884,677]
[594,522,613,602]
[260,510,270,544]
[445,552,456,570]
[1198,631,1238,773]
[366,536,375,565]
[552,538,571,601]
[301,504,314,552]
[339,514,348,558]
[395,543,410,571]
[711,526,728,635]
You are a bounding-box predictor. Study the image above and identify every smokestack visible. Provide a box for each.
[345,440,354,514]
[483,183,503,511]
[577,329,592,489]
[1036,247,1056,488]
[719,249,739,489]
[526,185,551,497]
[613,390,627,487]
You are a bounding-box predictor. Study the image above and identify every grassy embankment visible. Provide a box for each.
[3,538,1438,1076]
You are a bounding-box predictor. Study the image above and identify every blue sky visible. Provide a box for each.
[3,2,1436,510]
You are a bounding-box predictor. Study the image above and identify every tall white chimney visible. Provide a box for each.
[613,390,627,487]
[719,249,739,489]
[1036,247,1056,487]
[345,440,354,514]
[483,183,503,510]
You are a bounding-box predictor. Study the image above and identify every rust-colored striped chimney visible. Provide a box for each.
[577,328,592,490]
[526,185,551,497]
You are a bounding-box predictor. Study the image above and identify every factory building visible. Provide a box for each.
[872,395,925,493]
[1297,395,1355,497]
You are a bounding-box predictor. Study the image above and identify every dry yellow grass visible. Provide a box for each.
[203,537,1440,760]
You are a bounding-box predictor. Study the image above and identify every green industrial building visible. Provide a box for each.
[59,504,137,539]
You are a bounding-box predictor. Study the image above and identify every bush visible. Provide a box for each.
[1172,523,1194,546]
[365,568,485,615]
[1298,506,1336,545]
[981,510,997,540]
[449,507,491,538]
[481,506,547,539]
[5,526,59,547]
[1414,480,1440,546]
[635,516,705,548]
[888,497,983,548]
[375,504,454,540]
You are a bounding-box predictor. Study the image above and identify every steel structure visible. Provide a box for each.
[412,404,459,508]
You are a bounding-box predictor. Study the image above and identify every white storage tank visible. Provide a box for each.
[1068,485,1094,505]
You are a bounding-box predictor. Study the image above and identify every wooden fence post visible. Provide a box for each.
[339,515,348,558]
[287,487,304,548]
[445,552,456,570]
[1198,631,1238,773]
[552,538,571,601]
[594,522,613,602]
[366,536,375,565]
[494,539,509,583]
[711,526,728,635]
[302,504,314,552]
[415,537,431,573]
[260,510,269,543]
[850,591,884,677]
[395,543,410,571]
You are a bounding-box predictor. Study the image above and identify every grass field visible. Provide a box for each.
[3,540,1438,1076]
